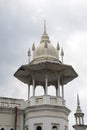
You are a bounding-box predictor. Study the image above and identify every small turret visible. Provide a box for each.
[61,48,64,63]
[73,94,87,130]
[57,42,60,60]
[28,48,31,64]
[32,42,35,59]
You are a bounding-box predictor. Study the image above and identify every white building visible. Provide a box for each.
[0,23,87,130]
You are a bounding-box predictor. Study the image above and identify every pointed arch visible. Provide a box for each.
[35,85,44,96]
[1,128,5,130]
[36,126,42,130]
[10,129,14,130]
[52,125,58,130]
[48,85,56,96]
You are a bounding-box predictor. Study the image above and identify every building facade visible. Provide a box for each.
[0,23,86,130]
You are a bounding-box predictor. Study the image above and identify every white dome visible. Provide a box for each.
[31,24,59,63]
[34,41,58,60]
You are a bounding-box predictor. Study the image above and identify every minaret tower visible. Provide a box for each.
[73,94,87,130]
[14,22,78,130]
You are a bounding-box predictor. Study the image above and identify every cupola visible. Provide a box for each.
[31,21,59,64]
[73,94,87,130]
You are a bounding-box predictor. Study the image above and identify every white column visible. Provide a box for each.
[45,74,48,95]
[82,117,84,124]
[57,76,60,97]
[76,117,77,124]
[56,85,58,97]
[79,117,81,124]
[62,84,64,99]
[28,83,30,100]
[33,78,35,96]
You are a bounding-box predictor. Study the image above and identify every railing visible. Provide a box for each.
[0,101,21,108]
[28,95,66,106]
[0,96,66,109]
[0,98,22,108]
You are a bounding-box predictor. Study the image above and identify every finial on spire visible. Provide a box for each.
[61,48,64,63]
[40,20,50,43]
[28,48,31,64]
[57,42,60,51]
[32,42,35,59]
[32,42,35,51]
[57,42,60,60]
[77,93,80,106]
[44,20,46,34]
[76,93,82,113]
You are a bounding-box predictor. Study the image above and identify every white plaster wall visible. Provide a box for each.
[25,116,68,130]
[0,110,24,130]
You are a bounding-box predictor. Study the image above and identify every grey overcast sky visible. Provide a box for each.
[0,0,87,129]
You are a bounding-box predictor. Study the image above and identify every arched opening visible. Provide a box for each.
[35,86,44,96]
[48,86,56,96]
[52,126,58,130]
[65,126,68,130]
[10,129,14,130]
[36,126,42,130]
[1,128,5,130]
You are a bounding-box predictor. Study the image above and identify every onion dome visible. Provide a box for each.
[32,22,58,64]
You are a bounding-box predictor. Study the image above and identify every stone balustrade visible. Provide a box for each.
[0,97,23,108]
[0,96,66,109]
[27,95,66,107]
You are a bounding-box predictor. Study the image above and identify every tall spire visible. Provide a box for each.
[44,20,46,34]
[77,93,80,107]
[40,20,50,43]
[76,93,82,113]
[73,94,87,130]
